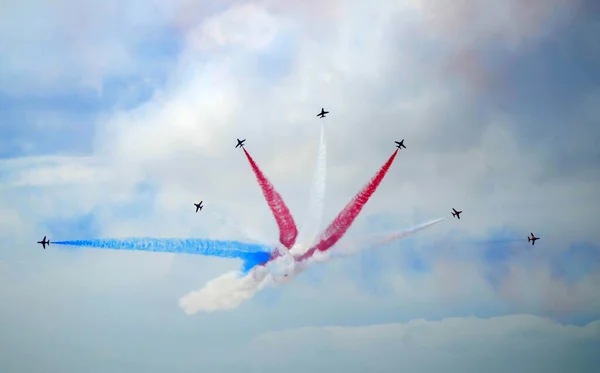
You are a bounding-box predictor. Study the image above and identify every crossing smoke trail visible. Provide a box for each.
[298,149,400,261]
[295,123,327,253]
[53,239,272,273]
[178,218,444,314]
[242,148,298,249]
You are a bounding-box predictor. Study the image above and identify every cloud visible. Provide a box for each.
[244,314,600,372]
[0,0,180,95]
[188,3,283,51]
[1,0,598,308]
[410,0,588,93]
[1,0,599,370]
[413,0,584,46]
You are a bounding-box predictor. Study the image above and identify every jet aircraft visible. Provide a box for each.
[451,208,463,219]
[395,140,406,149]
[235,138,246,148]
[317,108,329,118]
[528,232,540,246]
[37,236,50,249]
[194,201,204,212]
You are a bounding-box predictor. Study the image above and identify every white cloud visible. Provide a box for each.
[244,314,600,372]
[0,0,598,343]
[0,0,135,94]
[498,260,600,314]
[188,3,283,51]
[3,2,600,372]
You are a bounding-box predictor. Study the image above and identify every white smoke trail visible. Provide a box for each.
[329,218,446,259]
[294,123,326,254]
[178,128,327,315]
[178,268,269,314]
[179,218,444,314]
[177,254,296,314]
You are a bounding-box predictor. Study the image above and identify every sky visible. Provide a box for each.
[1,0,599,371]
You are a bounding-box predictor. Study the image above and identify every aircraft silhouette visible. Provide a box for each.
[451,208,463,219]
[395,140,406,149]
[528,232,540,246]
[317,108,329,118]
[235,138,246,148]
[37,236,50,249]
[194,201,203,212]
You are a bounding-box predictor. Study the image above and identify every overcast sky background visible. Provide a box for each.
[1,0,599,372]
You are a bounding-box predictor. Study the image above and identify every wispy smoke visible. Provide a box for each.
[179,218,444,313]
[179,269,269,314]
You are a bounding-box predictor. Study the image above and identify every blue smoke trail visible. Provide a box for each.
[473,238,525,245]
[471,226,528,247]
[53,238,272,271]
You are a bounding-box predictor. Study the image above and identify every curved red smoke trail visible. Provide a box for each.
[298,149,399,261]
[242,148,298,249]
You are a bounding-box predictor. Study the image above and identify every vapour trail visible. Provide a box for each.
[298,149,400,261]
[327,218,446,259]
[179,218,443,314]
[242,147,298,249]
[53,238,271,272]
[295,123,327,253]
[474,238,526,245]
[369,218,445,247]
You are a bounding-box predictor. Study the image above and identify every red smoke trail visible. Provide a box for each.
[242,148,298,249]
[298,149,399,261]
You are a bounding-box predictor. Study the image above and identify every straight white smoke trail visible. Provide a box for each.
[328,218,446,259]
[371,218,445,246]
[294,123,326,254]
[179,218,444,314]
